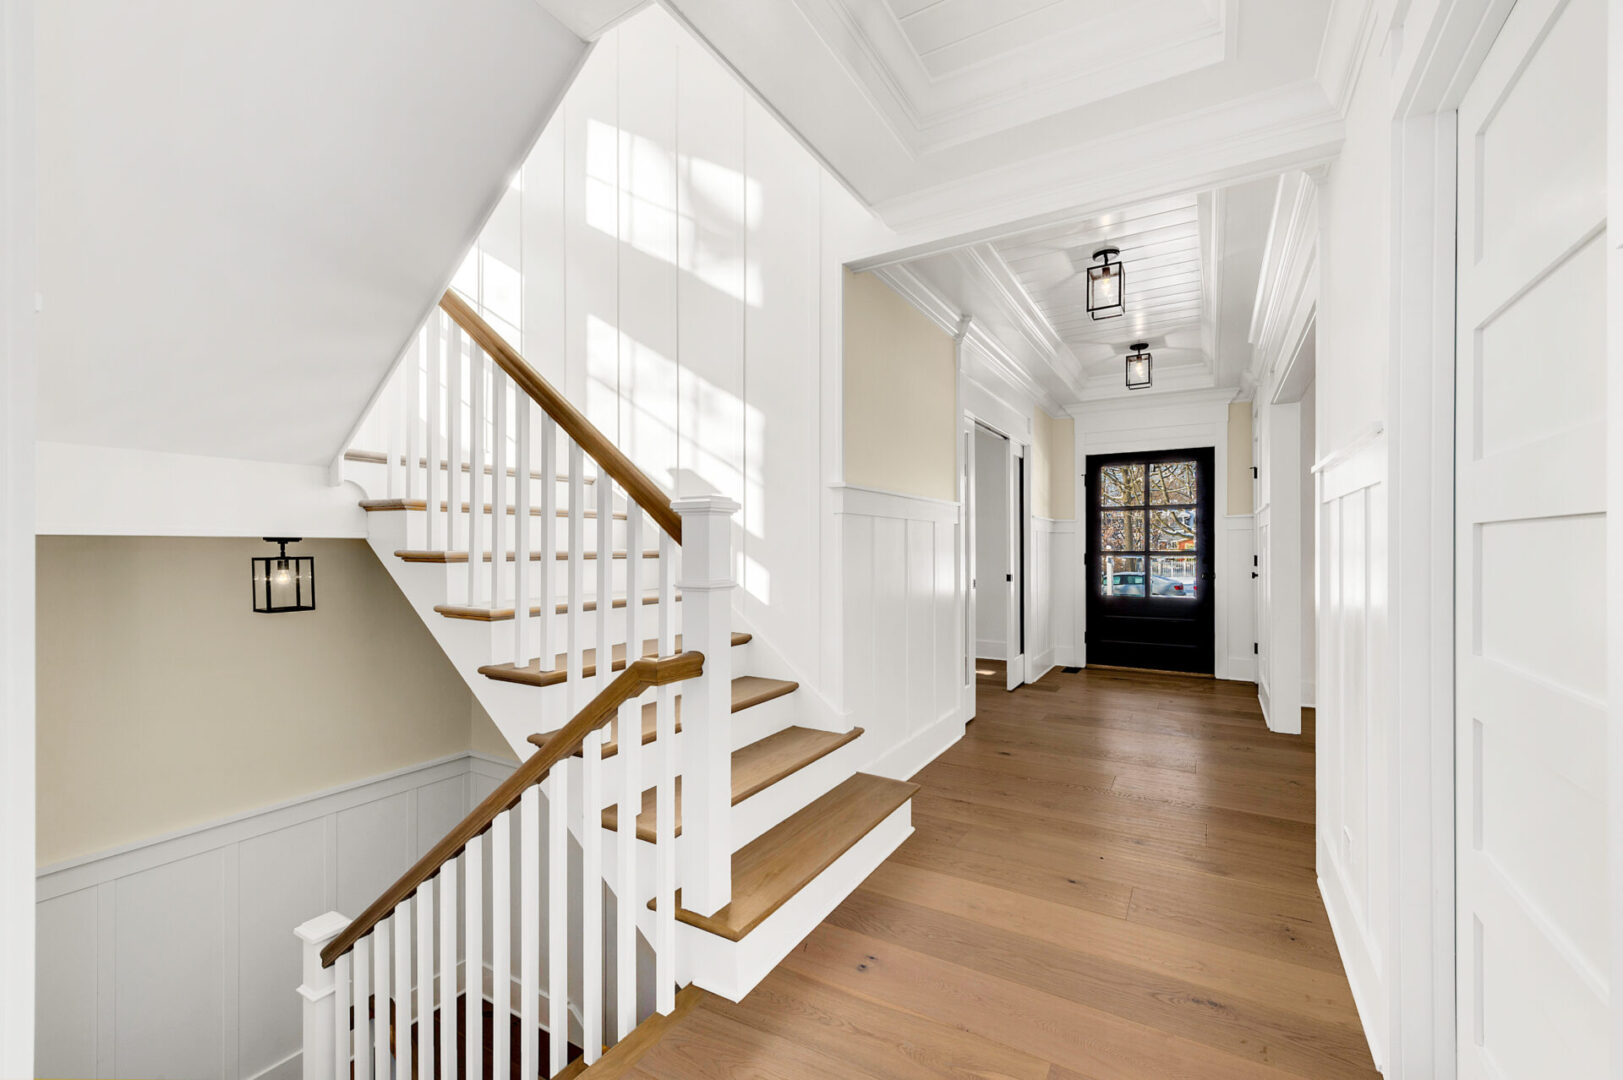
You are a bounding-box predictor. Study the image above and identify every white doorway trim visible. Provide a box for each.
[962,391,1033,694]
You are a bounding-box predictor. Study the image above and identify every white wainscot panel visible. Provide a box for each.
[35,753,505,1080]
[834,485,965,781]
[1224,516,1257,683]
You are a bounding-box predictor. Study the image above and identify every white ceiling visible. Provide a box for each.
[895,176,1280,406]
[656,0,1335,223]
[36,0,585,467]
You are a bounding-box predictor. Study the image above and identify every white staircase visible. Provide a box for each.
[295,292,915,1079]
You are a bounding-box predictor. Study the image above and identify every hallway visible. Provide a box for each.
[616,669,1376,1079]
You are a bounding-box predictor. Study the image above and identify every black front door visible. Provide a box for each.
[1085,447,1215,674]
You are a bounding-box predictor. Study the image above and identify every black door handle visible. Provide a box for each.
[1006,574,1013,582]
[1251,571,1259,579]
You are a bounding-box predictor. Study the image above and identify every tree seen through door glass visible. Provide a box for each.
[1099,464,1145,506]
[1149,461,1197,505]
[1150,508,1197,551]
[1100,510,1144,551]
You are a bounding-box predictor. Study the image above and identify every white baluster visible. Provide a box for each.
[654,528,677,1015]
[426,314,445,551]
[416,884,435,1080]
[468,349,487,605]
[295,911,348,1080]
[464,836,483,1080]
[380,368,397,502]
[671,496,738,916]
[392,898,413,1080]
[567,443,586,706]
[354,937,372,1080]
[514,400,533,667]
[491,376,508,611]
[537,414,557,676]
[334,951,352,1080]
[546,771,569,1076]
[447,322,464,559]
[491,810,512,1080]
[582,724,604,1065]
[408,327,424,503]
[438,860,457,1080]
[597,476,615,694]
[617,506,644,1039]
[521,785,542,1080]
[373,920,390,1074]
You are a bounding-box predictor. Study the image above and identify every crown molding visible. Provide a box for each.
[851,79,1343,263]
[1244,171,1320,395]
[1315,0,1384,116]
[1065,384,1240,417]
[789,0,1231,156]
[955,245,1090,403]
[870,263,1067,416]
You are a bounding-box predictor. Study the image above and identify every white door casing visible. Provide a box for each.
[1006,443,1026,691]
[963,419,977,709]
[1456,0,1609,1075]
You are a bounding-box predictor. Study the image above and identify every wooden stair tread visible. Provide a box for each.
[479,632,752,688]
[602,725,862,841]
[565,986,706,1078]
[346,448,594,483]
[653,773,918,942]
[525,675,797,756]
[434,592,679,621]
[361,498,626,520]
[395,548,658,563]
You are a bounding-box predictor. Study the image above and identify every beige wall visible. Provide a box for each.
[1227,401,1254,516]
[842,269,958,502]
[36,537,494,864]
[1033,408,1076,520]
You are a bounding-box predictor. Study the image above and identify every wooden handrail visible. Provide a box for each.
[322,651,705,967]
[439,290,683,543]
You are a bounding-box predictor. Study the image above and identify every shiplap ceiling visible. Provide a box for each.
[994,196,1206,353]
[896,176,1280,404]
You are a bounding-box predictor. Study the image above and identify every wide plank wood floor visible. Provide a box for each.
[623,666,1378,1080]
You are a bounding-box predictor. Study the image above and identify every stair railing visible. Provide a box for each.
[311,289,740,1077]
[297,653,702,1080]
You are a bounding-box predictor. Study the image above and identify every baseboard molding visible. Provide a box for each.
[1317,843,1388,1075]
[976,639,1006,661]
[867,709,965,782]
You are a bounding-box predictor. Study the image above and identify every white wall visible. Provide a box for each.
[972,426,1008,659]
[35,752,513,1080]
[1070,390,1254,682]
[1,0,37,1067]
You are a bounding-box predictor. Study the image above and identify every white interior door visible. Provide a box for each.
[1456,0,1609,1075]
[963,419,977,710]
[1006,445,1025,691]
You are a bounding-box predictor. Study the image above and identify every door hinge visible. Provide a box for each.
[1251,466,1258,479]
[1253,554,1259,567]
[1006,573,1013,582]
[1253,642,1259,655]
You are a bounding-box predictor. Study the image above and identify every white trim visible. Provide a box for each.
[828,481,960,523]
[1311,421,1386,474]
[869,707,967,781]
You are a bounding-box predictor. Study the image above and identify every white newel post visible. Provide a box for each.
[672,495,738,917]
[295,912,350,1080]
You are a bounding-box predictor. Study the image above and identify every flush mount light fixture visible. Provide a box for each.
[1087,247,1125,320]
[1125,343,1153,390]
[252,537,316,613]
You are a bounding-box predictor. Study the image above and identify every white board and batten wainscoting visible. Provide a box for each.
[35,752,518,1080]
[832,483,968,782]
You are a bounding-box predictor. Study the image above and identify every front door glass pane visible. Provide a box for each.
[1149,461,1197,505]
[1100,511,1145,551]
[1150,508,1198,552]
[1099,464,1145,507]
[1102,555,1145,596]
[1151,555,1197,599]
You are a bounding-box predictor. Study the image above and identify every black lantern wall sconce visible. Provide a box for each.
[1125,343,1153,390]
[252,538,316,613]
[1086,247,1125,320]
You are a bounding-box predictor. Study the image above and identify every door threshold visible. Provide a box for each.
[1086,663,1215,680]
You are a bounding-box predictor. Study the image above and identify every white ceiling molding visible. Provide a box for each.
[851,79,1343,263]
[1245,171,1321,394]
[791,0,1233,155]
[540,0,649,39]
[870,264,1066,417]
[1065,384,1239,417]
[953,246,1090,403]
[1315,0,1384,115]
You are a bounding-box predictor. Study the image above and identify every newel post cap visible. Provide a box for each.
[671,494,740,517]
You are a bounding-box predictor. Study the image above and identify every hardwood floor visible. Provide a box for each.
[622,666,1377,1080]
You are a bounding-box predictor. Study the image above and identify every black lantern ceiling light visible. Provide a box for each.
[1086,247,1125,320]
[253,537,316,613]
[1125,342,1153,390]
